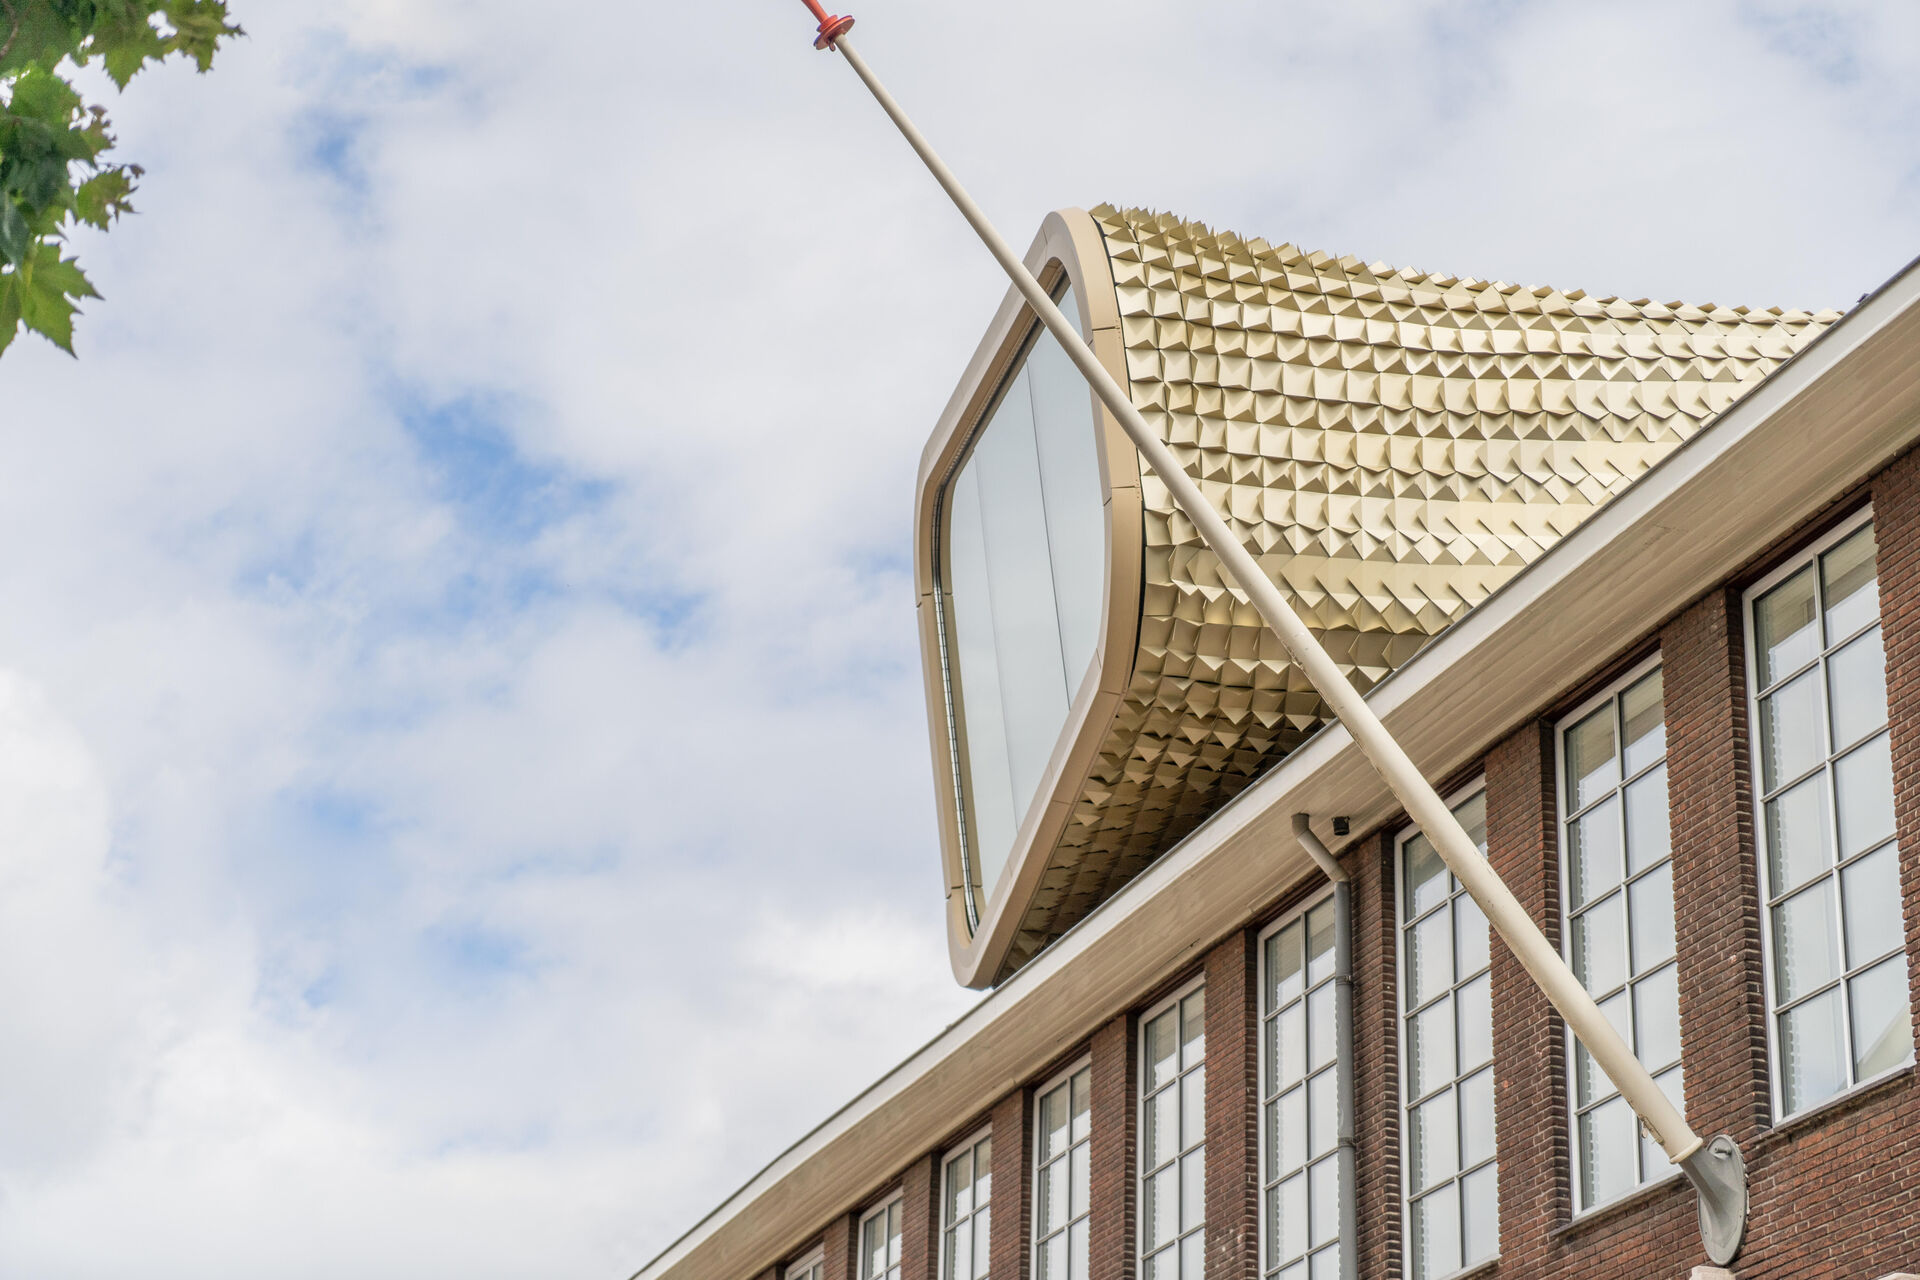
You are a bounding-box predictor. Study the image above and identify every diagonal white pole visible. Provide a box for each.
[800,12,1748,1264]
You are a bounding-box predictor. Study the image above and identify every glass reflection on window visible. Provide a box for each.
[943,284,1105,912]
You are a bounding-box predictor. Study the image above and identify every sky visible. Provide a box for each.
[0,1,1915,1276]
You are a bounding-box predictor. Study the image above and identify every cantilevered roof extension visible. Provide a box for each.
[638,243,1920,1280]
[917,205,1840,987]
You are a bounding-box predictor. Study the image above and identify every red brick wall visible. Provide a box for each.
[989,1089,1033,1280]
[903,1154,939,1280]
[823,1211,857,1280]
[1089,1014,1136,1280]
[1203,929,1259,1280]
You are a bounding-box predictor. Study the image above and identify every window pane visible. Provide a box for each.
[1765,774,1832,894]
[1267,922,1303,1009]
[1623,764,1671,876]
[1455,791,1488,851]
[1144,1164,1176,1249]
[1454,895,1491,981]
[1274,1002,1306,1090]
[1071,1070,1091,1141]
[1565,703,1619,811]
[1406,834,1450,917]
[1147,1010,1180,1090]
[1180,1149,1205,1233]
[1578,1094,1636,1209]
[1641,1068,1684,1181]
[1275,1086,1306,1173]
[1409,1091,1459,1192]
[1179,1230,1202,1280]
[1629,862,1677,973]
[1779,987,1847,1113]
[1144,1086,1176,1171]
[1407,908,1454,1008]
[1277,1173,1308,1265]
[1774,881,1840,1004]
[1573,891,1629,995]
[1041,1156,1066,1233]
[1834,733,1895,861]
[1069,1142,1087,1218]
[1827,627,1888,750]
[1308,985,1337,1071]
[1069,1218,1087,1280]
[1568,795,1623,910]
[1456,973,1493,1072]
[1849,956,1915,1080]
[974,1208,991,1280]
[1309,1246,1339,1280]
[1759,670,1823,793]
[1407,997,1455,1099]
[947,1151,972,1222]
[950,1216,971,1280]
[1634,963,1682,1071]
[1410,1183,1461,1280]
[1308,1069,1338,1159]
[1039,1086,1066,1162]
[1459,1067,1495,1167]
[1307,901,1337,985]
[1622,670,1666,775]
[1040,1231,1065,1280]
[1842,843,1905,968]
[1460,1166,1499,1268]
[1309,1157,1339,1247]
[1182,991,1207,1068]
[1577,992,1632,1107]
[1181,1067,1206,1151]
[1821,525,1880,643]
[1755,566,1819,687]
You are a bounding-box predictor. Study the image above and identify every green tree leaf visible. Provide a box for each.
[0,0,239,358]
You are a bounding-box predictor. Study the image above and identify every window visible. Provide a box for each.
[1399,789,1497,1280]
[1260,894,1342,1280]
[787,1251,825,1280]
[1559,662,1683,1211]
[1749,514,1914,1118]
[860,1197,903,1280]
[943,1131,992,1280]
[939,282,1105,911]
[1140,982,1206,1280]
[1032,1063,1091,1280]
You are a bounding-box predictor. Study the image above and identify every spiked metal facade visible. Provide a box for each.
[919,205,1840,988]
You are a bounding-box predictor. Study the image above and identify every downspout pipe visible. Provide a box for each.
[798,14,1746,1265]
[1293,815,1357,1280]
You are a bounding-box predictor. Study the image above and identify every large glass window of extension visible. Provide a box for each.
[1559,662,1682,1211]
[939,282,1104,913]
[861,1197,903,1280]
[1399,789,1496,1280]
[943,1131,992,1280]
[1033,1063,1090,1280]
[1260,895,1342,1280]
[1140,982,1206,1280]
[1749,513,1914,1118]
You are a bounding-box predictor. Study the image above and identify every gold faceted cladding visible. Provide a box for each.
[929,205,1839,987]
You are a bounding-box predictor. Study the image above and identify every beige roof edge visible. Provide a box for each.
[629,247,1920,1280]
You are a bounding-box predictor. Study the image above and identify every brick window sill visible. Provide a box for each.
[1551,1170,1686,1244]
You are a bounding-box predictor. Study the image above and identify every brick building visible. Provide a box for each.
[633,208,1920,1280]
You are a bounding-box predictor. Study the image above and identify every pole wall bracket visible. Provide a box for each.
[1678,1134,1748,1267]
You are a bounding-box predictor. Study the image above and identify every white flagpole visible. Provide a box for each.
[793,5,1748,1263]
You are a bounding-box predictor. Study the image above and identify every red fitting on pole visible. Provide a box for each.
[798,0,855,49]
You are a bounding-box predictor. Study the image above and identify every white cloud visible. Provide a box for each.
[0,1,1913,1276]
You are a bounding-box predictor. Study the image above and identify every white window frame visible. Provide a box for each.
[1555,654,1685,1215]
[1256,887,1342,1280]
[1396,781,1499,1280]
[786,1248,826,1280]
[1030,1057,1092,1280]
[859,1193,905,1280]
[1138,975,1207,1280]
[941,1126,994,1280]
[1745,505,1914,1122]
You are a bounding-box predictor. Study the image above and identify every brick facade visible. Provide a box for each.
[758,443,1920,1280]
